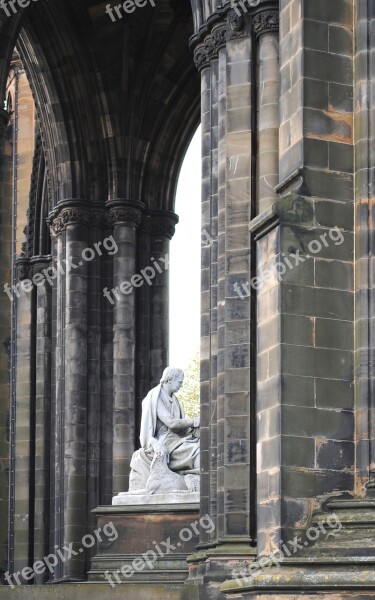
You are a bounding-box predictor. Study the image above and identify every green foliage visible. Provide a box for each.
[177,351,200,418]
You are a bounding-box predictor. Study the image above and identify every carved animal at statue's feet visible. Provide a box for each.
[146,447,189,494]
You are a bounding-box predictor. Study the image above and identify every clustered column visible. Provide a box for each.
[50,202,90,580]
[31,257,52,583]
[193,8,255,554]
[0,106,11,570]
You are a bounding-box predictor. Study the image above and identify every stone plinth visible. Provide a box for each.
[89,503,200,586]
[112,491,200,505]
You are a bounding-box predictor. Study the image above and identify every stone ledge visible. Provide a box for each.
[221,561,375,594]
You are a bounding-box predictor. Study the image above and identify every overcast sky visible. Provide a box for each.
[169,126,201,370]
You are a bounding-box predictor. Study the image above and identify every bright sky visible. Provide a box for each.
[169,126,201,370]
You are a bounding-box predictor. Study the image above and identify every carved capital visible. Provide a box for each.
[107,199,144,228]
[49,201,110,236]
[252,9,279,37]
[194,25,226,71]
[150,211,179,240]
[30,256,52,276]
[108,207,143,229]
[50,206,91,236]
[90,208,108,229]
[15,259,32,282]
[193,12,250,70]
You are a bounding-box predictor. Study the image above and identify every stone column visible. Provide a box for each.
[30,256,52,584]
[12,259,35,577]
[87,209,106,547]
[354,0,375,494]
[136,214,152,425]
[50,202,90,580]
[99,217,114,506]
[149,211,178,387]
[107,201,143,495]
[199,57,214,548]
[254,9,279,214]
[190,6,256,578]
[0,107,11,569]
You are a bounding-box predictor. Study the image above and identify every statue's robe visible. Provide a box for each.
[130,384,200,488]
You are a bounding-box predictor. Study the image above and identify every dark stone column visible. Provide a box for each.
[149,211,178,387]
[99,219,114,506]
[188,7,257,590]
[136,215,152,419]
[50,202,90,580]
[30,257,52,583]
[0,106,11,568]
[107,201,143,495]
[254,10,279,214]
[86,209,106,554]
[12,259,35,576]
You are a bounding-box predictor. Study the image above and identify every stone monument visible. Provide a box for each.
[112,366,200,504]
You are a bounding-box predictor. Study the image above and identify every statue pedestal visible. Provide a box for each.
[112,491,200,505]
[89,501,200,593]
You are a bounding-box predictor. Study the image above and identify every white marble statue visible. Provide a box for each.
[128,366,200,495]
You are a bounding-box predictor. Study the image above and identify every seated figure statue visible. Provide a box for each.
[128,366,200,494]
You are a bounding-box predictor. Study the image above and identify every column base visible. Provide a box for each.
[221,499,375,597]
[185,542,257,600]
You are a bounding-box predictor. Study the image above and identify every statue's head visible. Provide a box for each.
[160,366,184,393]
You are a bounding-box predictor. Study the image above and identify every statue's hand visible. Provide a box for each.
[192,427,200,440]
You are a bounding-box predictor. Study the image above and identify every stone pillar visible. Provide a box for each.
[199,50,220,547]
[254,9,279,214]
[107,201,143,495]
[222,0,358,595]
[50,202,90,580]
[0,107,11,568]
[86,208,106,551]
[12,259,35,576]
[99,218,114,506]
[354,0,375,494]
[30,257,52,583]
[189,7,257,583]
[149,210,178,387]
[136,214,152,421]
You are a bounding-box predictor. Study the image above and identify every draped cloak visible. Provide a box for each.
[130,384,200,486]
